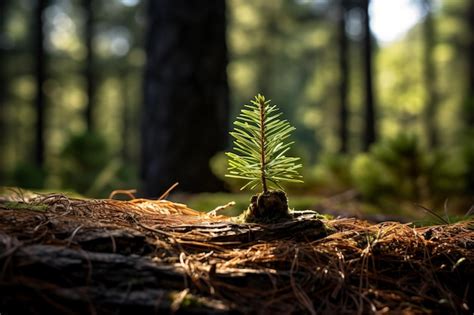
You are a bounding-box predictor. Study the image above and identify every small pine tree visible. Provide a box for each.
[226,94,303,192]
[226,94,303,221]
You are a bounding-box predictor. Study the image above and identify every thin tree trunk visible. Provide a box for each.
[83,0,94,131]
[0,0,7,177]
[338,1,349,154]
[256,5,277,96]
[467,0,474,127]
[141,1,229,195]
[465,0,474,194]
[362,0,376,151]
[120,72,130,164]
[35,0,47,168]
[422,0,438,149]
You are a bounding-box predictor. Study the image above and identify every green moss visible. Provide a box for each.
[3,201,49,212]
[168,291,205,310]
[180,295,205,309]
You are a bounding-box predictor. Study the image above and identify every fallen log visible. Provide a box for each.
[0,194,473,314]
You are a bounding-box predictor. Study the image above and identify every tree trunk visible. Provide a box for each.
[0,0,8,176]
[141,0,229,196]
[83,0,94,131]
[467,0,474,127]
[120,71,131,164]
[465,0,474,195]
[422,0,438,149]
[35,0,47,168]
[256,3,278,96]
[362,0,376,151]
[338,1,349,154]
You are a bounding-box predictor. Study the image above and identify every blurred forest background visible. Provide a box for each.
[0,0,473,220]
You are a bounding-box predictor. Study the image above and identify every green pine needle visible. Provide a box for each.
[226,94,303,192]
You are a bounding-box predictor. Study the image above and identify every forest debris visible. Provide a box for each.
[108,189,137,200]
[208,201,236,216]
[158,182,179,200]
[170,288,190,312]
[0,193,473,314]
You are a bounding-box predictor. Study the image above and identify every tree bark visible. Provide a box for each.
[141,0,229,195]
[362,0,376,151]
[35,0,47,168]
[338,1,349,154]
[83,0,94,131]
[422,0,439,149]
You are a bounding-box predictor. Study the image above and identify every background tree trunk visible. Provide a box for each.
[465,0,474,195]
[141,0,229,196]
[338,1,349,154]
[120,70,131,164]
[83,0,94,132]
[362,0,376,151]
[35,0,47,168]
[422,0,439,149]
[256,3,278,96]
[0,0,7,176]
[466,0,474,127]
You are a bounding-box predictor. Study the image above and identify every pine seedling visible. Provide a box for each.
[226,94,303,193]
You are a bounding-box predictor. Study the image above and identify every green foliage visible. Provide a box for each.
[350,133,464,204]
[60,132,110,194]
[210,151,246,192]
[9,163,46,189]
[58,131,139,197]
[312,154,353,192]
[226,94,303,192]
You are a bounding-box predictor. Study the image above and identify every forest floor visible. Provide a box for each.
[0,190,473,314]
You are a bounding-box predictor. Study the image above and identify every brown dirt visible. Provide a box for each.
[0,192,473,314]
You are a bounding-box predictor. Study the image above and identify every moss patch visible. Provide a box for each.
[2,201,49,212]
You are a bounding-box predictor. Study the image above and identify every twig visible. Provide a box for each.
[109,189,137,200]
[208,201,236,216]
[443,199,451,224]
[465,205,474,217]
[158,182,179,200]
[415,204,449,225]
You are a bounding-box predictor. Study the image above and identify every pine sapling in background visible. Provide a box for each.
[226,94,303,222]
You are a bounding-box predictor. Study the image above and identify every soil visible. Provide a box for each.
[0,192,473,314]
[243,190,291,223]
